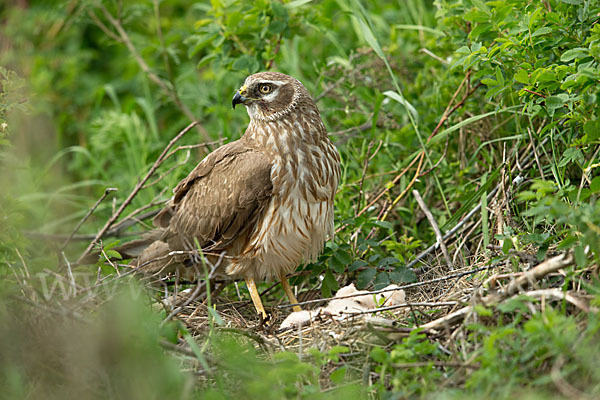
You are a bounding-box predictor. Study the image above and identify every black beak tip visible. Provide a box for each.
[232,91,243,109]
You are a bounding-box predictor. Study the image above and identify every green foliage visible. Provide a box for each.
[0,284,190,400]
[201,339,363,399]
[2,0,600,398]
[370,330,448,397]
[464,305,600,398]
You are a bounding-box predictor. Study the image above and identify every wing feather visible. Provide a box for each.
[154,140,273,252]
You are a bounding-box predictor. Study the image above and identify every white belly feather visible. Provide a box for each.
[226,189,334,280]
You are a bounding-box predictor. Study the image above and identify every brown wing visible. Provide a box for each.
[154,140,273,252]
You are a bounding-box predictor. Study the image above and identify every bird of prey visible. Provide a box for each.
[121,72,341,318]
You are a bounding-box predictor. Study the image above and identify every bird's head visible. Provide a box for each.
[232,72,311,121]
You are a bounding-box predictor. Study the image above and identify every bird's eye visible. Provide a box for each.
[259,84,273,94]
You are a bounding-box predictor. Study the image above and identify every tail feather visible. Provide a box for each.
[112,229,165,259]
[78,229,166,265]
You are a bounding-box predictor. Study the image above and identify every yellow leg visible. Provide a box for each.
[279,273,302,312]
[245,277,267,318]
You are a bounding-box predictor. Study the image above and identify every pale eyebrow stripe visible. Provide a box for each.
[260,80,287,85]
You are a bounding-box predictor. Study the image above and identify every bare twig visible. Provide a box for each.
[418,252,576,333]
[413,190,453,270]
[524,88,546,98]
[407,186,498,270]
[77,122,197,264]
[343,301,459,315]
[278,265,500,309]
[503,252,574,297]
[97,5,210,142]
[61,187,117,250]
[523,289,595,313]
[551,356,592,399]
[161,253,224,325]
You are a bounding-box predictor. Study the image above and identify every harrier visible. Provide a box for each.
[123,72,340,317]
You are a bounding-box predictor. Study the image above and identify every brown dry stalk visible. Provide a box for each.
[77,122,197,264]
[418,252,577,332]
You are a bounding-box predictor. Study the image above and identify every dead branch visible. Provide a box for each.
[503,252,574,297]
[418,252,577,333]
[96,5,210,142]
[61,187,117,250]
[344,301,459,315]
[523,289,595,313]
[160,254,223,325]
[278,264,500,309]
[77,122,197,264]
[413,189,453,270]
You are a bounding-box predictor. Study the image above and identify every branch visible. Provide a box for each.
[277,265,500,309]
[418,252,577,333]
[97,5,210,142]
[60,187,117,251]
[413,189,453,270]
[77,122,197,264]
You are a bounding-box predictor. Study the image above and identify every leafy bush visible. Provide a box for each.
[1,0,600,398]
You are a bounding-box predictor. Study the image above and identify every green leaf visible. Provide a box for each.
[471,0,491,15]
[534,69,556,83]
[584,120,600,141]
[559,147,584,167]
[370,346,388,363]
[284,0,313,8]
[498,298,529,313]
[495,66,504,86]
[329,366,347,384]
[502,237,513,254]
[474,305,493,317]
[545,95,566,111]
[268,20,286,34]
[207,307,224,326]
[561,47,589,62]
[354,13,384,60]
[481,78,498,86]
[557,235,578,250]
[334,250,352,267]
[531,27,553,37]
[574,245,587,267]
[390,267,417,283]
[348,260,367,272]
[514,69,530,84]
[560,0,583,5]
[590,176,600,193]
[232,55,259,72]
[357,268,377,289]
[322,269,339,297]
[383,90,419,121]
[373,271,390,290]
[377,257,399,268]
[104,249,123,260]
[373,220,394,230]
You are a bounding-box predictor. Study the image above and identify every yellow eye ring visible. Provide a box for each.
[259,84,272,94]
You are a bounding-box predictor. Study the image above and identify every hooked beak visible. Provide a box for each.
[232,85,249,109]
